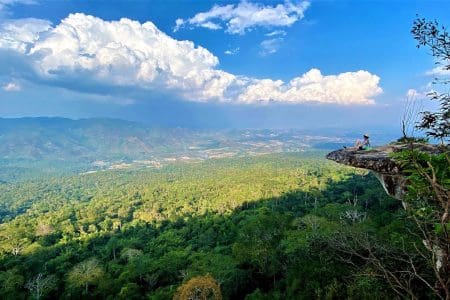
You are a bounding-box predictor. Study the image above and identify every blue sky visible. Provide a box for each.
[0,0,449,132]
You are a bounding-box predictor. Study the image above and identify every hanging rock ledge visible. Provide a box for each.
[326,143,446,200]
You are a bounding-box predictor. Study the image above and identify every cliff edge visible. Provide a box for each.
[326,143,445,200]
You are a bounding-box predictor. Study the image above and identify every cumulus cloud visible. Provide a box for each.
[238,69,382,105]
[0,13,382,105]
[2,81,21,91]
[0,18,51,52]
[174,1,310,35]
[0,13,236,101]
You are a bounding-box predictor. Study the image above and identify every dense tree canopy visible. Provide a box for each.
[0,153,432,299]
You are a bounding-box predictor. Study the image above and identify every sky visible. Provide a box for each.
[0,0,449,132]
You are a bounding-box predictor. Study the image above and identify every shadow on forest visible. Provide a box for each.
[1,172,401,299]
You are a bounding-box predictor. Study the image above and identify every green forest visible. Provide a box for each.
[0,152,435,299]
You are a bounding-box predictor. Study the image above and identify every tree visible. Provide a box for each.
[120,248,143,262]
[173,274,222,300]
[118,282,141,299]
[232,209,287,276]
[26,273,56,300]
[67,258,104,295]
[411,18,450,144]
[0,268,25,298]
[35,223,54,237]
[388,17,450,299]
[393,146,449,299]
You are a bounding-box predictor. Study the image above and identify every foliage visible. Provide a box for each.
[67,258,104,295]
[411,18,450,144]
[381,17,450,299]
[392,148,450,299]
[26,273,57,300]
[173,274,222,300]
[395,136,428,144]
[0,153,427,299]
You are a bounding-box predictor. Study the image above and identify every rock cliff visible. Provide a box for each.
[326,143,445,200]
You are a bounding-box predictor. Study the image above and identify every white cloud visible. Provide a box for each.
[265,30,286,37]
[405,85,439,101]
[425,65,450,77]
[406,89,418,98]
[406,89,427,99]
[238,69,382,105]
[174,18,184,30]
[224,47,239,55]
[0,13,382,105]
[259,38,283,56]
[174,1,310,35]
[199,21,222,30]
[2,81,21,91]
[0,18,51,52]
[0,13,236,101]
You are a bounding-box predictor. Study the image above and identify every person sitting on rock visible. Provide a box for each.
[355,134,371,150]
[345,134,371,150]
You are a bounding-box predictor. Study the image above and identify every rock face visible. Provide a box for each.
[326,143,445,200]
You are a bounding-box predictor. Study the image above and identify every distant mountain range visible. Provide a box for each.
[0,117,203,162]
[0,117,399,181]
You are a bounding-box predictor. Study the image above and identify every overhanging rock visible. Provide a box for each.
[326,143,445,200]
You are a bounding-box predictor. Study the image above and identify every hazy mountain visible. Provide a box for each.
[0,117,197,161]
[0,117,398,181]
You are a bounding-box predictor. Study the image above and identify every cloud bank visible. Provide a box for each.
[0,13,382,105]
[174,1,310,35]
[239,69,381,104]
[0,13,235,101]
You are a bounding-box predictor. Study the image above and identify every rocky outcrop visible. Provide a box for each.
[326,143,445,200]
[328,143,449,273]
